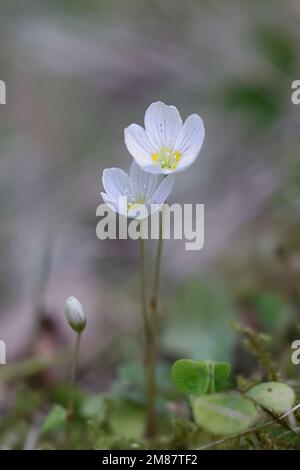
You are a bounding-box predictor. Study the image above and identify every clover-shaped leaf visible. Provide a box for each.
[210,362,231,392]
[171,359,210,396]
[172,359,231,397]
[246,382,295,414]
[193,392,258,435]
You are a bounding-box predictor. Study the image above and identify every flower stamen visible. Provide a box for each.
[151,147,181,170]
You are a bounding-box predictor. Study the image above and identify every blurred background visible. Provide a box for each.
[1,0,300,442]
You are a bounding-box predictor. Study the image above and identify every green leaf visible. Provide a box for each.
[193,392,258,435]
[246,382,295,414]
[214,362,231,392]
[41,404,67,434]
[172,359,231,396]
[171,359,210,396]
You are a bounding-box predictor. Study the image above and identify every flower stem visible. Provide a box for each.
[148,209,164,438]
[139,227,149,355]
[139,224,157,439]
[67,331,81,422]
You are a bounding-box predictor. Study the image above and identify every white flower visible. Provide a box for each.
[65,297,86,333]
[101,161,174,219]
[124,101,205,174]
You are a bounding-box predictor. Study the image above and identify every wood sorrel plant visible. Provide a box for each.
[170,324,298,446]
[101,101,205,438]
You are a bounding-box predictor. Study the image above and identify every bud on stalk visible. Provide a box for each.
[65,296,86,333]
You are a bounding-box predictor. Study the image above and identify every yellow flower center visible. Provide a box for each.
[127,201,145,211]
[152,147,181,170]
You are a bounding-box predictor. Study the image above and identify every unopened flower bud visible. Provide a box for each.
[65,296,86,333]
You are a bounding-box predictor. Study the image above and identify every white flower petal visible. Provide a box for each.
[129,161,159,200]
[124,123,153,161]
[102,168,130,201]
[101,192,128,216]
[101,192,118,212]
[134,161,164,174]
[174,114,205,167]
[151,175,175,204]
[139,162,178,175]
[144,101,183,150]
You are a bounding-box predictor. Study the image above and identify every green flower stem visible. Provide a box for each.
[139,209,164,439]
[67,331,82,422]
[139,226,156,438]
[148,208,165,438]
[139,225,150,358]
